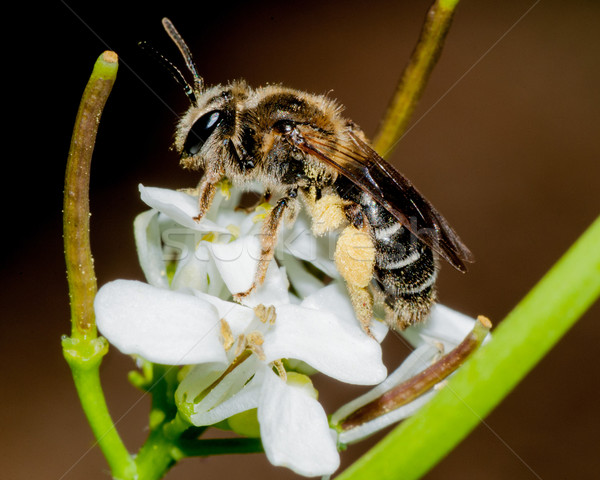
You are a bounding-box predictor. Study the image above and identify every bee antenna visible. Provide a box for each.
[138,40,198,105]
[161,18,204,95]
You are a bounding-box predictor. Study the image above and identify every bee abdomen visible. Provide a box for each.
[365,202,437,330]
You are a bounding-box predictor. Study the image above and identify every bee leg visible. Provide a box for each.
[335,206,377,336]
[193,171,223,222]
[234,190,298,300]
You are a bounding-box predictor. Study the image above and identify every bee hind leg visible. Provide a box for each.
[334,207,377,336]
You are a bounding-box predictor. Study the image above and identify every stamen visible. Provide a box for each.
[216,179,232,199]
[272,359,287,381]
[234,334,246,357]
[254,304,277,324]
[246,331,266,360]
[252,203,274,223]
[220,319,234,351]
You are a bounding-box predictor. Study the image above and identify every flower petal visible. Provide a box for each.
[258,368,340,477]
[171,244,229,298]
[302,282,388,343]
[263,290,387,385]
[139,184,229,233]
[337,389,437,445]
[402,303,481,351]
[207,234,261,294]
[191,291,255,337]
[179,356,263,426]
[281,211,340,279]
[240,265,290,308]
[331,343,440,425]
[133,209,170,288]
[95,280,227,365]
[277,253,324,299]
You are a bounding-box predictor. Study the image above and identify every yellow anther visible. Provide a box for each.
[254,304,277,324]
[217,179,232,199]
[246,331,266,360]
[272,359,287,381]
[200,232,218,243]
[220,319,234,351]
[226,224,240,239]
[252,202,274,223]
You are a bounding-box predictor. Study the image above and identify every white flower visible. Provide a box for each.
[95,183,483,476]
[95,184,388,477]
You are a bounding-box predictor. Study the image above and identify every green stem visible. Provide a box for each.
[135,413,191,480]
[64,50,118,339]
[63,51,135,479]
[63,337,136,479]
[372,0,459,157]
[337,216,600,480]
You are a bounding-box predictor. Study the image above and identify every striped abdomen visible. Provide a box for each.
[359,192,437,330]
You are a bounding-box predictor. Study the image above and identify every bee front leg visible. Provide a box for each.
[193,170,223,222]
[335,205,377,336]
[234,190,298,300]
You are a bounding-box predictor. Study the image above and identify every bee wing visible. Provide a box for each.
[291,125,474,272]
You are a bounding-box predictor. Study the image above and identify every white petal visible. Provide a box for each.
[180,357,263,426]
[330,343,440,426]
[139,185,229,233]
[175,362,227,406]
[263,300,387,385]
[258,368,340,477]
[332,343,443,444]
[170,243,211,292]
[133,209,169,288]
[402,303,480,351]
[171,244,228,297]
[281,212,340,279]
[208,235,261,294]
[277,253,324,298]
[240,265,290,308]
[302,283,388,343]
[191,291,255,337]
[95,280,227,365]
[337,390,436,445]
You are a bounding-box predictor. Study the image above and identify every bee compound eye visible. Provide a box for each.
[183,110,223,155]
[272,119,295,134]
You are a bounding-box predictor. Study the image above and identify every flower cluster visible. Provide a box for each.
[95,184,478,477]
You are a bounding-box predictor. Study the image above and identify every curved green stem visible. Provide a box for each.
[63,51,136,479]
[64,50,118,339]
[372,0,459,157]
[337,215,600,480]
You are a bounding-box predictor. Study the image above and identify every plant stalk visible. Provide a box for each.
[372,0,459,157]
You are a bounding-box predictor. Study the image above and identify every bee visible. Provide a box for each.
[150,18,473,334]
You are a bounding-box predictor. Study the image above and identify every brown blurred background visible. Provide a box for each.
[3,0,599,478]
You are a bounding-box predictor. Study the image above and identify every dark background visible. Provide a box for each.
[3,0,599,479]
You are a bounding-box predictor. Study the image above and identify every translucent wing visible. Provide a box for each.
[288,124,474,272]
